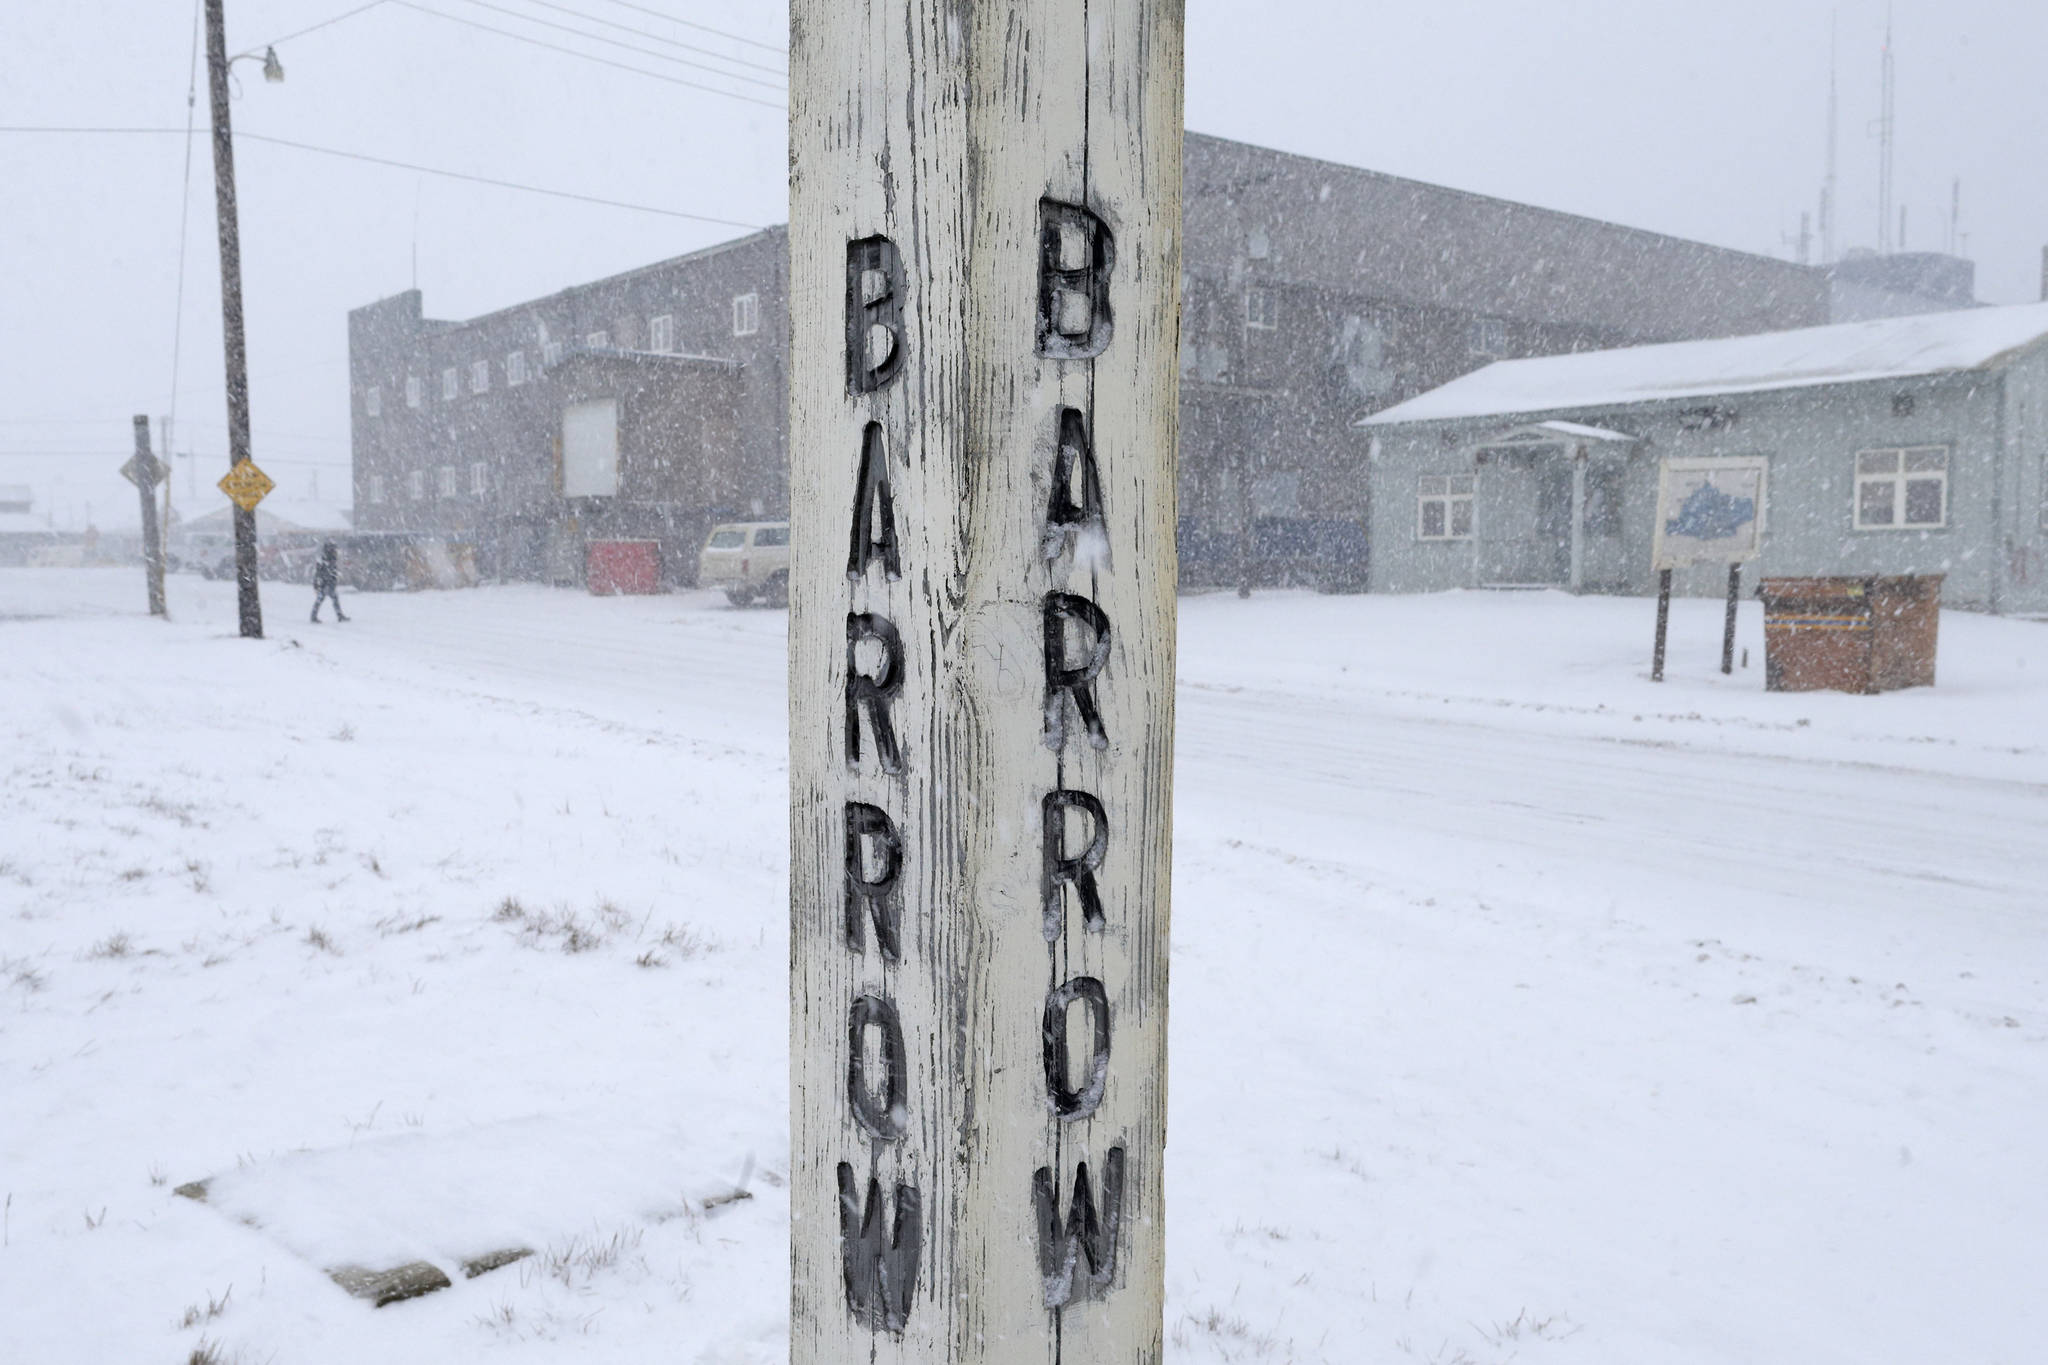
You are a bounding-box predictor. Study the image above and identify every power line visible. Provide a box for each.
[392,2,784,109]
[166,0,204,472]
[255,0,394,52]
[483,0,784,77]
[587,0,782,56]
[446,0,784,90]
[0,127,768,228]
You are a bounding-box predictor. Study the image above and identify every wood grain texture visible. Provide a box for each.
[790,2,1182,1361]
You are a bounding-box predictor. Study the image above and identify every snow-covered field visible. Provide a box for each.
[3,567,2045,1364]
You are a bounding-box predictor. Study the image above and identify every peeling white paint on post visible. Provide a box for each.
[789,3,1181,1362]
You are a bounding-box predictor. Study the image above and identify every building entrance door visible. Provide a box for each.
[1475,444,1571,586]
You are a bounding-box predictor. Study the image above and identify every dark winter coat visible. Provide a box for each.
[313,550,339,593]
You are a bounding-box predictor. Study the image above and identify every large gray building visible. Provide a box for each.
[350,134,1845,589]
[1358,302,2048,615]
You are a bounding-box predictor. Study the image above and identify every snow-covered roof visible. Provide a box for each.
[1361,301,2048,427]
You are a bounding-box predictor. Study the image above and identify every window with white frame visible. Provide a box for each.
[470,359,489,393]
[365,385,382,417]
[408,470,425,500]
[1245,287,1278,331]
[470,461,488,496]
[543,340,563,367]
[1854,446,1948,529]
[648,313,674,353]
[1470,316,1508,359]
[368,473,385,504]
[506,350,527,386]
[405,375,422,408]
[441,367,459,400]
[732,292,760,336]
[1418,473,1476,540]
[437,466,458,498]
[585,330,608,349]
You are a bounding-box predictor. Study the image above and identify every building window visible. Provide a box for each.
[1470,317,1508,359]
[470,461,488,496]
[437,466,458,499]
[543,340,563,367]
[507,350,527,386]
[408,470,425,501]
[1245,287,1278,331]
[365,385,382,417]
[368,473,385,504]
[405,375,422,408]
[441,367,459,400]
[1418,474,1476,540]
[470,359,489,394]
[648,314,674,353]
[585,330,608,349]
[1854,447,1948,529]
[732,292,760,336]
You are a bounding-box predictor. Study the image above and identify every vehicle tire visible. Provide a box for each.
[761,572,789,609]
[726,587,754,608]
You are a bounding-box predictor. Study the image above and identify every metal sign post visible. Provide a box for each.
[121,415,169,617]
[788,3,1182,1361]
[1649,456,1769,682]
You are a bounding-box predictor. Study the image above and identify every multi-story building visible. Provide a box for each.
[349,135,1838,590]
[349,228,785,583]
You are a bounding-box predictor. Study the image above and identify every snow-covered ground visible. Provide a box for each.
[3,568,2044,1364]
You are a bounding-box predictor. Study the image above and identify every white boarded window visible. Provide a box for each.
[470,461,488,496]
[1245,287,1278,331]
[365,385,382,417]
[1418,473,1476,540]
[1854,447,1948,529]
[507,350,527,386]
[732,292,760,336]
[441,367,458,400]
[437,466,458,498]
[405,376,422,408]
[562,398,619,498]
[543,340,563,367]
[368,474,385,504]
[470,359,489,394]
[407,469,424,500]
[585,330,608,350]
[648,314,674,353]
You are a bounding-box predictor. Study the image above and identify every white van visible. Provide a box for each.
[697,521,790,607]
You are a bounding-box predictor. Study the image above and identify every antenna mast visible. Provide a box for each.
[1820,10,1838,264]
[1878,10,1896,254]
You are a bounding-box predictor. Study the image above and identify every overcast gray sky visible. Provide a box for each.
[5,0,2045,530]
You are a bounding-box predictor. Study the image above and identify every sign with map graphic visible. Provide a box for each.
[1652,456,1768,569]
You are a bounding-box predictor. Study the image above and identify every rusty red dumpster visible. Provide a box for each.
[586,539,661,595]
[1759,575,1941,693]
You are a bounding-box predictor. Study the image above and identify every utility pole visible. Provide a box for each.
[124,415,168,617]
[204,0,264,638]
[788,2,1181,1361]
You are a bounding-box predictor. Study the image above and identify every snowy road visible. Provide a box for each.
[4,570,2044,1364]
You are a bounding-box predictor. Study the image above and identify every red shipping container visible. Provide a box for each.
[586,539,661,595]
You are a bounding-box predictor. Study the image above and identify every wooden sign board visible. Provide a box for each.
[788,3,1182,1362]
[1652,456,1769,569]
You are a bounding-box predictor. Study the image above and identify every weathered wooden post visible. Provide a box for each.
[788,3,1182,1362]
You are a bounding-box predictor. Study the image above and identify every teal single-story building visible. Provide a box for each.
[1357,302,2048,613]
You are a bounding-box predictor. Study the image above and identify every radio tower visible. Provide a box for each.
[1877,10,1896,254]
[1819,12,1838,264]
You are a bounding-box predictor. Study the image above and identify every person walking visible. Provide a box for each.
[311,541,348,623]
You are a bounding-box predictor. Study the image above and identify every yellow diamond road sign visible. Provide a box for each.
[217,461,275,512]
